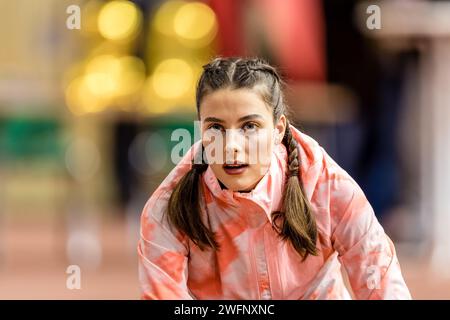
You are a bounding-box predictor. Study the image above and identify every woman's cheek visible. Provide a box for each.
[247,132,273,164]
[202,136,225,165]
[255,162,270,176]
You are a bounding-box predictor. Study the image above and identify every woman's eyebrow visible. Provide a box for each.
[203,114,263,124]
[203,117,225,123]
[237,114,264,122]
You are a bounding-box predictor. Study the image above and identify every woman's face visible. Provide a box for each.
[199,88,286,192]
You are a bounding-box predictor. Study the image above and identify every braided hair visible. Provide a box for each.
[167,57,318,259]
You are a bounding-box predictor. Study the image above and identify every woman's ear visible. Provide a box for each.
[274,114,287,144]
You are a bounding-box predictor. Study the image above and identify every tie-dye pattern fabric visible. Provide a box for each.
[137,125,411,300]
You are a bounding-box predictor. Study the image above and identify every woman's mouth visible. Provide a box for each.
[222,163,249,175]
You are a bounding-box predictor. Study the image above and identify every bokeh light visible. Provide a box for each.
[151,58,194,100]
[65,54,146,115]
[153,1,185,37]
[128,132,169,175]
[152,1,217,48]
[66,228,102,270]
[173,2,218,47]
[85,55,119,97]
[115,56,146,96]
[65,76,108,115]
[79,0,104,36]
[97,0,142,41]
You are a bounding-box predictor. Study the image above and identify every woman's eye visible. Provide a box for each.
[242,122,258,132]
[208,124,224,132]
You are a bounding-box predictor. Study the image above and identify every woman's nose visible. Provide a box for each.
[224,129,244,161]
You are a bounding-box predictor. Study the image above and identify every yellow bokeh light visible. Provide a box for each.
[65,76,108,116]
[66,54,146,115]
[141,78,174,115]
[79,0,104,36]
[173,2,217,47]
[153,1,185,36]
[84,54,145,97]
[115,56,146,96]
[85,55,120,97]
[151,59,193,100]
[84,72,117,97]
[97,1,142,41]
[86,55,120,75]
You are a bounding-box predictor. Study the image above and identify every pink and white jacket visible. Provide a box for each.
[138,125,412,300]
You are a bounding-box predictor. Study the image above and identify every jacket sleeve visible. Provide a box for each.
[330,175,412,300]
[137,141,203,299]
[137,193,195,300]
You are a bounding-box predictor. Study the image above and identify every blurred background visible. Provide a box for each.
[1,0,450,299]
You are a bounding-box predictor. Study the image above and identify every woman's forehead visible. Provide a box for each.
[199,88,272,121]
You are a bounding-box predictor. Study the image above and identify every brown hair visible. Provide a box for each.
[166,57,318,260]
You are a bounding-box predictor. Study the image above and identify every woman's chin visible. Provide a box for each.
[213,167,263,192]
[220,178,258,192]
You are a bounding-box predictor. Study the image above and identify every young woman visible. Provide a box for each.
[137,57,411,300]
